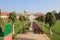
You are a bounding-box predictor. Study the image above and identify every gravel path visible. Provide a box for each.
[13,27,51,40]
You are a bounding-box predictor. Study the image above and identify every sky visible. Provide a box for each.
[0,0,60,14]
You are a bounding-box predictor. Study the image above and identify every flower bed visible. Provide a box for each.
[32,22,44,34]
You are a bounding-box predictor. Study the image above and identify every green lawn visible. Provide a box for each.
[37,20,60,40]
[53,20,60,32]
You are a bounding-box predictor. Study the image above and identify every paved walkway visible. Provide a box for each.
[13,27,51,40]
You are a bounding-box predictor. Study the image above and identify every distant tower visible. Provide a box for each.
[24,10,29,17]
[24,9,29,14]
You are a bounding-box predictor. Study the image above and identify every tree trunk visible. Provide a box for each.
[49,27,52,35]
[12,23,14,34]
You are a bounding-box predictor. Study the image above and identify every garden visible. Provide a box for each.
[0,11,60,40]
[35,12,60,40]
[36,20,60,40]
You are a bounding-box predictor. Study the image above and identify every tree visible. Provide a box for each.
[52,10,57,15]
[40,16,45,29]
[0,17,3,34]
[8,12,16,34]
[45,12,56,35]
[36,16,45,29]
[19,15,28,26]
[51,10,57,17]
[35,16,41,21]
[19,16,27,21]
[0,9,3,34]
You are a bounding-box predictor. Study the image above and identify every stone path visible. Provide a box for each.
[13,27,51,40]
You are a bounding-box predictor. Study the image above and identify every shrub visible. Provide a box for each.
[0,27,2,33]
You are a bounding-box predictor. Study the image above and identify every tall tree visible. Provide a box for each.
[8,12,16,34]
[36,16,45,29]
[45,12,56,35]
[52,10,57,14]
[40,16,45,29]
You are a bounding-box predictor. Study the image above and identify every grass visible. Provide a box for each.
[37,20,60,40]
[0,19,60,40]
[53,20,60,32]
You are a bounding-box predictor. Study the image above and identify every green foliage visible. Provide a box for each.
[0,17,4,33]
[36,16,41,21]
[8,12,16,23]
[20,25,28,33]
[43,20,60,40]
[45,12,56,26]
[40,16,45,22]
[12,21,28,38]
[36,16,45,22]
[12,21,20,38]
[51,10,57,15]
[35,20,60,40]
[0,17,3,26]
[0,16,4,37]
[19,16,27,21]
[0,27,2,33]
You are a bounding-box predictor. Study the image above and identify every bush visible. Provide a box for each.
[0,27,2,33]
[0,27,4,37]
[20,26,29,34]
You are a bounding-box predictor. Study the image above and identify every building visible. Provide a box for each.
[1,12,10,19]
[0,10,45,20]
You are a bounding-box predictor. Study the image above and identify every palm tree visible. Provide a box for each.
[8,12,16,34]
[45,12,56,35]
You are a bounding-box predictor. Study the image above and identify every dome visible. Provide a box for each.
[24,10,29,13]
